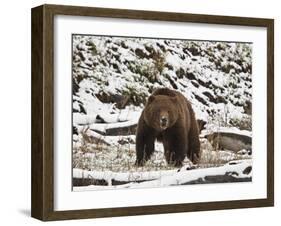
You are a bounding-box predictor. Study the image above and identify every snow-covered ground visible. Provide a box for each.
[73,159,252,191]
[72,35,252,190]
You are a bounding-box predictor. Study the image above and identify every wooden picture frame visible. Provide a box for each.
[31,4,274,221]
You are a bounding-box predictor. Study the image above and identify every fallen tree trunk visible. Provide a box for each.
[90,119,205,136]
[181,174,251,185]
[72,159,252,188]
[73,174,251,187]
[73,178,153,187]
[91,123,137,136]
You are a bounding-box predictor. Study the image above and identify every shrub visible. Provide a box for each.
[229,115,252,131]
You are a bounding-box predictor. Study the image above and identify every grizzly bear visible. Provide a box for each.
[135,88,200,167]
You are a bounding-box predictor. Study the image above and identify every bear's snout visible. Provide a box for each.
[160,116,169,129]
[161,116,168,124]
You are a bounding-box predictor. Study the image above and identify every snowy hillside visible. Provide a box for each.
[72,34,252,190]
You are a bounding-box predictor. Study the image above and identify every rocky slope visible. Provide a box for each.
[72,35,252,127]
[72,35,253,189]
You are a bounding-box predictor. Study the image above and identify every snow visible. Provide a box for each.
[88,118,138,134]
[201,126,252,137]
[73,113,98,125]
[126,159,252,188]
[73,159,252,191]
[73,36,252,123]
[72,35,253,190]
[73,168,177,183]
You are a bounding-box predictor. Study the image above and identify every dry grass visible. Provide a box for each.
[73,127,176,172]
[73,126,251,174]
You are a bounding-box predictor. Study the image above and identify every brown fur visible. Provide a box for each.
[135,88,200,167]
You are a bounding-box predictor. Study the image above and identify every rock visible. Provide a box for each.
[244,100,252,114]
[166,76,178,89]
[197,119,207,132]
[92,123,138,136]
[176,68,185,78]
[191,80,199,88]
[95,93,130,109]
[118,137,135,145]
[156,42,166,52]
[121,41,128,49]
[194,94,209,106]
[243,166,252,175]
[135,48,149,59]
[73,126,78,135]
[205,132,251,152]
[203,91,216,103]
[164,63,174,70]
[185,71,196,80]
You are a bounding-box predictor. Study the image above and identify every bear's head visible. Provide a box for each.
[143,94,179,131]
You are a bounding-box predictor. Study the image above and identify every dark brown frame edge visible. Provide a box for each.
[31,4,274,221]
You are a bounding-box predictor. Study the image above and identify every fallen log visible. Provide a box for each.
[72,159,252,188]
[90,119,204,136]
[181,174,251,185]
[73,178,152,187]
[91,123,137,136]
[72,174,251,187]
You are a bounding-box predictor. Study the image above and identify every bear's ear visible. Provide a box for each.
[147,95,155,104]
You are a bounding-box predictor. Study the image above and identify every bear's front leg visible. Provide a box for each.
[144,136,155,161]
[187,113,201,164]
[135,131,145,166]
[165,130,186,167]
[163,139,173,164]
[173,147,185,167]
[136,134,155,166]
[135,116,155,166]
